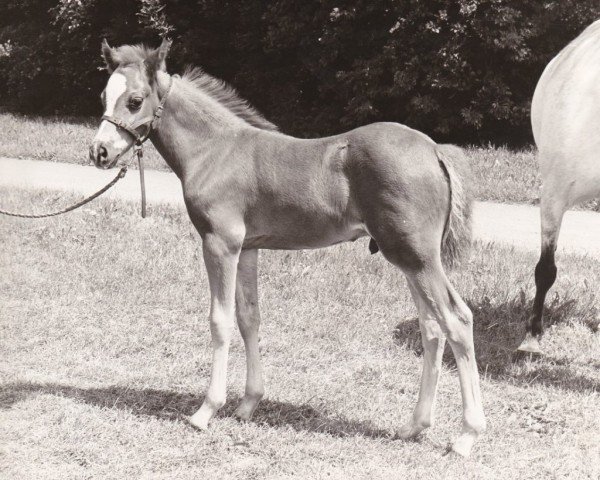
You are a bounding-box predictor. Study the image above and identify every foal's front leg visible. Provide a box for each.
[190,231,242,430]
[233,249,264,420]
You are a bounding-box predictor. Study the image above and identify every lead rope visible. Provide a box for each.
[0,165,129,219]
[0,144,149,219]
[135,145,147,218]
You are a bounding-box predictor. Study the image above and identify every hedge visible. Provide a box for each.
[1,0,598,144]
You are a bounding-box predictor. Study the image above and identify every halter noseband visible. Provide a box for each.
[101,74,175,147]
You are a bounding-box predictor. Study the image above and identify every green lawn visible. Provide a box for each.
[1,111,599,211]
[1,188,598,479]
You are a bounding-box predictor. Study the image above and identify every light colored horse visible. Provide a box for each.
[90,40,485,456]
[518,20,600,353]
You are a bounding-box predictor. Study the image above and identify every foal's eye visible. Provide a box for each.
[129,97,143,110]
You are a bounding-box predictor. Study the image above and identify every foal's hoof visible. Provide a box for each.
[449,434,476,458]
[517,333,543,355]
[396,420,426,440]
[234,404,255,422]
[234,394,262,421]
[188,412,210,431]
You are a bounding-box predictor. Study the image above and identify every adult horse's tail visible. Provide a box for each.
[436,144,473,267]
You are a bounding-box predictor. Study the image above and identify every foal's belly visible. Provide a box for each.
[242,221,368,250]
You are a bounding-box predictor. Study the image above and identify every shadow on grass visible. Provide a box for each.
[394,295,600,394]
[0,382,392,440]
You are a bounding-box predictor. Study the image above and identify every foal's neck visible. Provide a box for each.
[150,71,248,179]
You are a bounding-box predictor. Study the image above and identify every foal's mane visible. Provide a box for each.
[180,66,278,131]
[112,44,278,131]
[112,44,155,65]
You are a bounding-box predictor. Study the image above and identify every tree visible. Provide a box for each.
[1,0,598,144]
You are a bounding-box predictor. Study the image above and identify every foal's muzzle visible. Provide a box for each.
[90,141,118,169]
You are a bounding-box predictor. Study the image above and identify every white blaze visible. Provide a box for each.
[94,72,129,149]
[104,72,127,116]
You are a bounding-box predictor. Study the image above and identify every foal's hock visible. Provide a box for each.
[91,39,485,457]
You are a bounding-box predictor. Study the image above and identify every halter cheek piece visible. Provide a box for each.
[101,74,175,148]
[100,75,175,218]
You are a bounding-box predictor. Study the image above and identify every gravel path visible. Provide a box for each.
[1,157,599,258]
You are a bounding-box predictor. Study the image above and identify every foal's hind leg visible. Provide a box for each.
[233,249,265,420]
[405,265,485,456]
[397,282,446,439]
[518,186,567,353]
[189,230,243,430]
[378,229,485,455]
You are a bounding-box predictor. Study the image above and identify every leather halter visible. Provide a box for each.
[101,74,175,147]
[100,75,175,218]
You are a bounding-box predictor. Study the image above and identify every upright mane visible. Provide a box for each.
[181,66,278,131]
[110,43,278,131]
[112,44,155,66]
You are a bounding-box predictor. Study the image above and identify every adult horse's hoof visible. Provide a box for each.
[517,332,543,354]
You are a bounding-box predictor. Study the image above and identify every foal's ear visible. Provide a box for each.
[101,39,119,73]
[147,38,172,73]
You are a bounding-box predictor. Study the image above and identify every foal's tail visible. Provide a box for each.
[436,144,473,268]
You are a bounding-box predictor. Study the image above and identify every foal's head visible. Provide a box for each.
[90,39,171,168]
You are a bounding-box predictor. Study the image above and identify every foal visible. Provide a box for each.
[90,40,485,456]
[519,19,600,353]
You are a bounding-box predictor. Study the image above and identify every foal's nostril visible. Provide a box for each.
[91,144,109,166]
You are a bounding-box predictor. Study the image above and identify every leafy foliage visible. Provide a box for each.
[0,0,598,143]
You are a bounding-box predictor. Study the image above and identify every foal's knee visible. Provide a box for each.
[237,306,259,332]
[209,312,235,346]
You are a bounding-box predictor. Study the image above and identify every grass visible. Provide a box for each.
[468,146,539,205]
[467,145,600,212]
[1,187,599,479]
[467,145,598,211]
[1,112,599,211]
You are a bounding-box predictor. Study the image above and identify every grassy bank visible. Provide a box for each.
[1,187,598,479]
[1,112,598,211]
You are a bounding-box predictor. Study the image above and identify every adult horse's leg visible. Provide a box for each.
[190,230,243,430]
[233,249,265,420]
[397,282,447,438]
[518,181,568,353]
